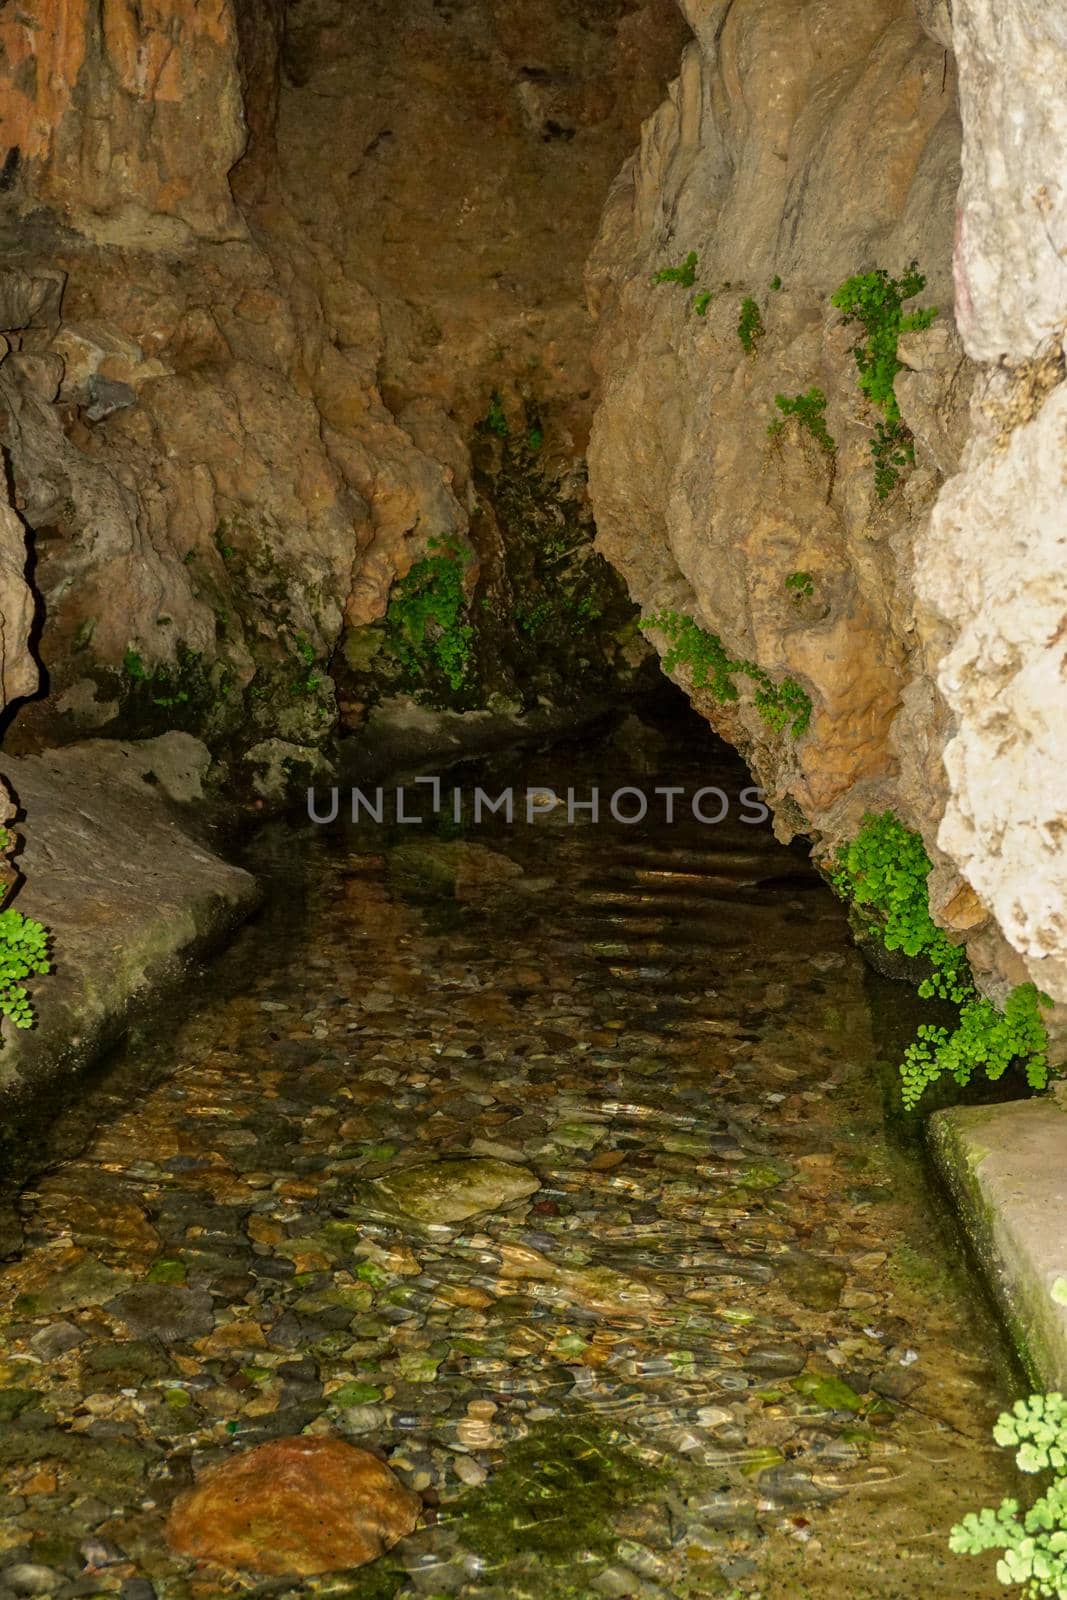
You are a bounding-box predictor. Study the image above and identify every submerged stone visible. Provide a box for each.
[1,1564,63,1595]
[746,1344,806,1377]
[81,1338,175,1382]
[388,840,523,898]
[370,1158,540,1224]
[164,1435,421,1576]
[13,1252,134,1317]
[778,1257,847,1311]
[106,1284,215,1342]
[792,1373,865,1412]
[27,1322,85,1362]
[445,1416,664,1566]
[0,1388,39,1423]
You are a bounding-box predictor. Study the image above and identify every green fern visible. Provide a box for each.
[640,610,810,738]
[902,987,1051,1108]
[738,297,766,355]
[0,907,51,1037]
[832,812,1051,1107]
[830,263,936,497]
[769,389,835,455]
[385,539,474,692]
[653,251,698,288]
[951,1394,1067,1597]
[484,393,508,438]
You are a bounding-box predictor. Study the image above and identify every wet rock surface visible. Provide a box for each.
[0,720,1016,1596]
[0,740,261,1174]
[369,1159,541,1225]
[165,1436,420,1576]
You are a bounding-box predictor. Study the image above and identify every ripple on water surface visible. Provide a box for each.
[0,716,1016,1598]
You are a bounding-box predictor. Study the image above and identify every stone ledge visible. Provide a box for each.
[929,1096,1067,1388]
[0,737,261,1168]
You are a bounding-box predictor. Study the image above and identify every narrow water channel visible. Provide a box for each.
[0,706,1016,1599]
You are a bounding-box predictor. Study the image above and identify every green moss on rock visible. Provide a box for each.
[443,1416,666,1577]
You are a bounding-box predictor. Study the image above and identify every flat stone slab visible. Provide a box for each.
[0,737,260,1142]
[370,1157,541,1224]
[929,1095,1067,1388]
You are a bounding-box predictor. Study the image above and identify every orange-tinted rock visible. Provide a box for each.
[165,1435,421,1577]
[0,0,245,242]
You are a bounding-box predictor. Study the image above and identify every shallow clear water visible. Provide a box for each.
[0,710,1017,1598]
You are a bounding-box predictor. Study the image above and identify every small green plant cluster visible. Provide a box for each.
[903,985,1052,1108]
[951,1393,1067,1596]
[0,906,51,1038]
[652,258,768,342]
[641,610,811,737]
[385,538,474,692]
[123,647,149,681]
[484,393,508,439]
[737,297,765,355]
[831,811,1052,1106]
[122,647,199,709]
[515,597,554,637]
[289,633,323,697]
[752,672,812,736]
[769,388,835,455]
[213,521,236,560]
[785,571,814,599]
[116,642,235,739]
[831,262,937,497]
[652,251,698,288]
[867,417,916,498]
[831,811,971,1000]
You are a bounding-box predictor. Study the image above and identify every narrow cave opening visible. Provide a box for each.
[0,0,1065,1595]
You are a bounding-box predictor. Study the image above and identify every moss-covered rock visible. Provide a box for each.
[442,1415,666,1584]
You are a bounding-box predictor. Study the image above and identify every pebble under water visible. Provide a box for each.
[0,710,1018,1599]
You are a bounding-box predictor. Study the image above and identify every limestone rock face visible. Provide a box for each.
[0,495,36,713]
[0,0,683,769]
[587,0,1067,1026]
[950,0,1067,362]
[0,218,466,772]
[919,380,1067,1003]
[165,1435,420,1576]
[588,0,963,826]
[914,0,1067,1006]
[0,281,44,722]
[0,0,247,246]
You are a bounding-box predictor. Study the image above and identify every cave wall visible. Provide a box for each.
[0,0,685,787]
[916,0,1067,1004]
[0,0,1064,1019]
[586,0,1067,1017]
